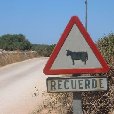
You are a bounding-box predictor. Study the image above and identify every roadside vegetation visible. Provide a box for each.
[81,33,114,114]
[32,44,55,57]
[0,34,55,67]
[0,34,31,51]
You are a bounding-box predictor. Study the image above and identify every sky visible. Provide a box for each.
[0,0,114,44]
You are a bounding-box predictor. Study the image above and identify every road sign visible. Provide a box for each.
[43,16,109,75]
[47,76,107,92]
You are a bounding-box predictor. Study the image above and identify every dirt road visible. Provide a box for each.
[0,58,49,114]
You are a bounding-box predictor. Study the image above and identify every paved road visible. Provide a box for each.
[0,58,49,114]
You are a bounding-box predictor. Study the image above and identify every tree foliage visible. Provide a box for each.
[0,34,32,51]
[32,44,56,57]
[82,33,114,114]
[96,33,114,67]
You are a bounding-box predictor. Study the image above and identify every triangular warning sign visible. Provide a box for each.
[43,16,110,75]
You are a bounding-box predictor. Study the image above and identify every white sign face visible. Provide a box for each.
[47,77,107,92]
[51,24,102,70]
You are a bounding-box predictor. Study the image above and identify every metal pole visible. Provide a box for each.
[85,0,88,30]
[73,74,83,114]
[73,92,83,114]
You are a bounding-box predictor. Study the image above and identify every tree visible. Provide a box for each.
[0,34,32,51]
[96,33,114,67]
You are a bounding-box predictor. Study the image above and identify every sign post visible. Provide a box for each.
[43,16,110,114]
[73,92,83,114]
[73,74,83,114]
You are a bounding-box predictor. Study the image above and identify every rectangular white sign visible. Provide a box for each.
[47,76,107,92]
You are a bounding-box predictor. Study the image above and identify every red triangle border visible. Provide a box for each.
[43,16,110,75]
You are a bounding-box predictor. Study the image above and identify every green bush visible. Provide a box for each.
[82,33,114,114]
[96,33,114,67]
[32,44,55,57]
[0,34,32,51]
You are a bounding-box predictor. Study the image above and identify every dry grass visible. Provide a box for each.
[32,92,73,114]
[0,51,38,67]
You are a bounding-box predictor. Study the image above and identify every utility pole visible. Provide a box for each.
[85,0,88,30]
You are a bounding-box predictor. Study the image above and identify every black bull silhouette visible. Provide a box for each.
[66,50,88,65]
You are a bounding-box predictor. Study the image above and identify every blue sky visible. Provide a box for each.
[0,0,114,44]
